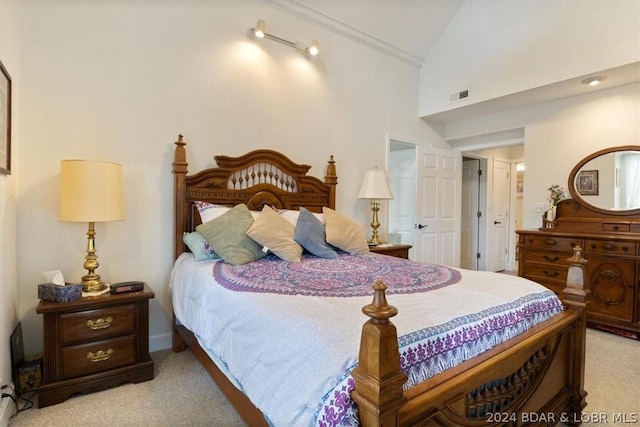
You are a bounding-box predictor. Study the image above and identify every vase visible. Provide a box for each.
[546,205,557,222]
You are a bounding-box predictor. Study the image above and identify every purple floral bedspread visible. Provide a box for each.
[314,291,564,427]
[213,252,461,297]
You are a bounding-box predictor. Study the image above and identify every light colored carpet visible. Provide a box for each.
[7,328,639,426]
[563,328,640,427]
[8,349,247,427]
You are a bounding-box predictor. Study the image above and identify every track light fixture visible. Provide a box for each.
[251,20,319,56]
[254,19,265,38]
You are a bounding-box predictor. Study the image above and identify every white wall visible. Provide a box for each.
[446,82,640,230]
[0,0,21,411]
[16,0,435,355]
[420,0,640,117]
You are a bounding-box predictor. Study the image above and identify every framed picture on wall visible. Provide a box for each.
[0,59,11,175]
[577,170,598,195]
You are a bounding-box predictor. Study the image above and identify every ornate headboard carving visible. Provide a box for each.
[172,134,338,259]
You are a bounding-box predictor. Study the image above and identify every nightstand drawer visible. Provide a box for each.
[61,336,136,379]
[61,305,135,344]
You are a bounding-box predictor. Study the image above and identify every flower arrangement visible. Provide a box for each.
[547,184,565,207]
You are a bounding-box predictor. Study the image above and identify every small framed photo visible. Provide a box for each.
[577,170,598,195]
[0,59,11,175]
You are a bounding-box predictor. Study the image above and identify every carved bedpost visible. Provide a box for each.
[173,134,188,260]
[325,155,337,210]
[352,280,407,427]
[563,246,590,421]
[172,134,188,353]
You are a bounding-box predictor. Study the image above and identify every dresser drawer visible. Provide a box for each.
[523,251,572,265]
[585,240,636,256]
[522,263,567,294]
[61,335,136,379]
[602,223,630,232]
[61,305,135,344]
[524,236,582,252]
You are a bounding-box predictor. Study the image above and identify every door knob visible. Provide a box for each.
[494,221,501,225]
[415,224,428,229]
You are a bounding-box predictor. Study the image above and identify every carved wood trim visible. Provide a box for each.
[172,135,338,258]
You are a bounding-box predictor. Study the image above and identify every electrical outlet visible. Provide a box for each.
[534,203,547,213]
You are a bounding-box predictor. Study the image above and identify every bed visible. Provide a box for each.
[170,134,589,426]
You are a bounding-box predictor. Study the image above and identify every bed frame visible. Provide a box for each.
[171,135,589,426]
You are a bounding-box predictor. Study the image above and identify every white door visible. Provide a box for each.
[388,147,416,256]
[487,158,510,271]
[461,158,480,270]
[415,146,462,267]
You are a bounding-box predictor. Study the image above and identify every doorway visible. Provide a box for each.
[461,157,486,270]
[388,140,417,259]
[387,138,462,266]
[460,144,524,272]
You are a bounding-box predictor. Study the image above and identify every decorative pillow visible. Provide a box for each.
[195,201,230,224]
[182,231,219,261]
[294,207,338,259]
[323,207,369,255]
[247,206,302,262]
[196,201,260,223]
[278,209,300,226]
[279,208,324,225]
[196,204,266,265]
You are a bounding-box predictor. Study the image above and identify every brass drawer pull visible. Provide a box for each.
[543,255,559,262]
[86,317,113,330]
[87,348,114,363]
[542,270,559,277]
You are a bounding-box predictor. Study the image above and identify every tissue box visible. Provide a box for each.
[38,283,83,302]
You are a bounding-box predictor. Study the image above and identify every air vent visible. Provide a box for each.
[449,89,470,103]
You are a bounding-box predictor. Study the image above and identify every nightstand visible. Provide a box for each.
[369,244,412,259]
[36,284,155,407]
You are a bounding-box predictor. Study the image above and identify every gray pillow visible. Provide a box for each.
[196,204,266,265]
[294,207,339,259]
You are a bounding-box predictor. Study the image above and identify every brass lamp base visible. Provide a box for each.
[368,199,383,246]
[80,221,108,293]
[81,274,107,293]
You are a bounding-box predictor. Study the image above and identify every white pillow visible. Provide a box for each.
[279,209,324,225]
[196,201,259,223]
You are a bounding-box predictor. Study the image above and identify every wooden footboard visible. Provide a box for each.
[353,247,590,427]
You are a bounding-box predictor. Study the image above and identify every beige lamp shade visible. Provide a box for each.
[357,168,393,200]
[59,160,125,222]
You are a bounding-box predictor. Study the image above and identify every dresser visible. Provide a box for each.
[517,199,640,335]
[36,284,155,407]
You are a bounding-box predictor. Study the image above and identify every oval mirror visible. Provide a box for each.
[568,145,640,216]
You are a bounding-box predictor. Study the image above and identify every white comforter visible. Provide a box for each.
[169,253,561,427]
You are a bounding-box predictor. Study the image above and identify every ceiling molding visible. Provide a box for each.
[260,0,425,68]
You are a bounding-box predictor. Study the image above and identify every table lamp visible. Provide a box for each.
[357,167,393,246]
[59,160,125,292]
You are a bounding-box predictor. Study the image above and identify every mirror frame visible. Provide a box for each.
[568,145,640,216]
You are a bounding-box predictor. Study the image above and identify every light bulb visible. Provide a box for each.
[308,40,319,56]
[254,20,265,38]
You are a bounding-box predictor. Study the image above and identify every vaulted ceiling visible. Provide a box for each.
[264,0,465,67]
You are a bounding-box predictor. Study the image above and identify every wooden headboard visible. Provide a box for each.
[172,134,338,259]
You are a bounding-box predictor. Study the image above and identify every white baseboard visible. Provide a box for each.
[0,383,15,427]
[149,332,172,353]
